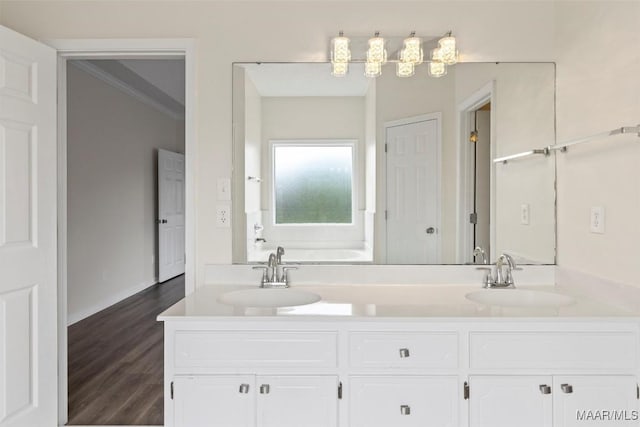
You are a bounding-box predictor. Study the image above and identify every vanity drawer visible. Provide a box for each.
[349,332,458,369]
[174,331,337,369]
[470,331,638,370]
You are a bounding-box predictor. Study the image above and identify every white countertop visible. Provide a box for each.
[158,283,639,321]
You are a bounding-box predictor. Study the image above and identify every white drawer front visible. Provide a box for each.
[349,376,458,427]
[174,331,337,369]
[470,332,638,370]
[349,332,458,369]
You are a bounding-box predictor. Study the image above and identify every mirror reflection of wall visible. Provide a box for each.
[232,62,556,265]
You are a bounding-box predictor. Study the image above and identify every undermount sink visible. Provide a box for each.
[465,289,575,308]
[218,288,321,308]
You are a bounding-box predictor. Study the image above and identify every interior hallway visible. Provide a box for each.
[68,275,185,425]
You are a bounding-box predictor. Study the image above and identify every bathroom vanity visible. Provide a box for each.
[159,279,640,427]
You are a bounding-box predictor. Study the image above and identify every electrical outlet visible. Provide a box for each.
[217,178,231,201]
[590,206,605,234]
[216,205,231,228]
[520,203,530,225]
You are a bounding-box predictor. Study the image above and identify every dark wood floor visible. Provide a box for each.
[68,275,185,425]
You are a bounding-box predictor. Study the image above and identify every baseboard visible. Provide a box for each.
[67,278,158,326]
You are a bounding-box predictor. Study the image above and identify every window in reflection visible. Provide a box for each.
[273,142,354,225]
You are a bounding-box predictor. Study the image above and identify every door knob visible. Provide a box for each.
[238,384,250,394]
[539,384,551,395]
[259,384,270,394]
[561,384,573,394]
[157,219,168,224]
[400,405,411,415]
[399,348,410,358]
[426,227,435,234]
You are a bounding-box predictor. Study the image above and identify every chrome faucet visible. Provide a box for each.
[473,246,488,265]
[252,246,297,288]
[478,253,518,288]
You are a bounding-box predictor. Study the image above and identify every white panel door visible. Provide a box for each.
[173,376,255,427]
[350,376,458,427]
[158,149,185,282]
[386,118,440,264]
[469,376,553,427]
[554,376,639,427]
[0,25,57,426]
[257,376,338,427]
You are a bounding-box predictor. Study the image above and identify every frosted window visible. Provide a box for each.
[274,145,353,224]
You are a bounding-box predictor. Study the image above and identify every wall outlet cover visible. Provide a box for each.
[520,203,530,225]
[216,205,231,228]
[590,206,605,234]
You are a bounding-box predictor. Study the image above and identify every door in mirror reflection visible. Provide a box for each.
[386,116,441,264]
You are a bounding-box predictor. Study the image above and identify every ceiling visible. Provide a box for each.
[241,62,371,97]
[74,59,185,119]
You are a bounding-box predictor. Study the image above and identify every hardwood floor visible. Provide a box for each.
[68,275,185,425]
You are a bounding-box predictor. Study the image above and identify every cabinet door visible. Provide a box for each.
[469,376,553,427]
[554,376,639,427]
[350,376,458,427]
[256,376,338,427]
[173,376,255,427]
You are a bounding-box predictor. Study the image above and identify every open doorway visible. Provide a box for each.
[457,82,494,264]
[50,39,195,425]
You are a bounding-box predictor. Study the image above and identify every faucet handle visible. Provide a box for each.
[281,266,297,285]
[252,265,269,286]
[475,267,494,288]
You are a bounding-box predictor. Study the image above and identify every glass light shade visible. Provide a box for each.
[364,61,382,78]
[331,61,349,77]
[428,61,447,78]
[331,36,351,64]
[401,36,423,65]
[430,47,443,62]
[437,36,458,65]
[366,36,387,64]
[396,61,415,77]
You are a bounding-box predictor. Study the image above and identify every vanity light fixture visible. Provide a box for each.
[331,31,351,77]
[329,30,460,78]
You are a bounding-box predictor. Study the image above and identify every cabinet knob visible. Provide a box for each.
[561,383,573,394]
[239,384,250,394]
[539,384,551,395]
[259,384,270,394]
[399,348,410,358]
[400,405,411,415]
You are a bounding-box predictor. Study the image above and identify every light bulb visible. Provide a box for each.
[366,35,387,65]
[364,61,382,78]
[401,34,423,65]
[428,61,447,78]
[331,61,349,77]
[396,61,415,77]
[331,33,351,64]
[437,35,458,65]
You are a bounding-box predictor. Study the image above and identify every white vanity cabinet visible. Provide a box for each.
[162,313,639,427]
[173,375,338,427]
[469,375,638,427]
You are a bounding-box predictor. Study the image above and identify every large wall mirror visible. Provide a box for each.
[232,62,556,265]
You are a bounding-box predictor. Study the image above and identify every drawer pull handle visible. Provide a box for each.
[260,384,270,394]
[400,405,411,415]
[239,384,250,394]
[561,383,573,394]
[399,348,410,358]
[539,384,551,395]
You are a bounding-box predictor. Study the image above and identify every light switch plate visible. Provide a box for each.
[590,206,605,234]
[520,203,530,225]
[217,178,231,201]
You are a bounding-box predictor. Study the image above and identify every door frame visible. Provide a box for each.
[382,112,442,264]
[48,38,196,426]
[455,81,495,264]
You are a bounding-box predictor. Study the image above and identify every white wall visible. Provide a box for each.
[0,0,556,286]
[259,96,366,246]
[554,1,640,288]
[66,62,184,323]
